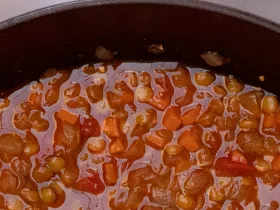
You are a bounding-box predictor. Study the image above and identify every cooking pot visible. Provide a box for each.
[0,0,280,96]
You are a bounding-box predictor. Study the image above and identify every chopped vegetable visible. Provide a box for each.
[149,186,176,206]
[200,51,230,67]
[262,95,279,114]
[80,116,101,140]
[225,76,244,93]
[237,130,264,155]
[162,106,181,131]
[239,90,264,115]
[47,156,66,173]
[40,187,56,204]
[178,125,202,152]
[103,116,122,138]
[184,169,213,196]
[176,194,196,210]
[145,129,173,150]
[148,44,165,54]
[259,75,265,81]
[181,104,202,125]
[103,162,118,186]
[194,71,215,86]
[230,150,247,164]
[57,109,78,124]
[215,157,257,177]
[272,155,280,171]
[87,137,106,154]
[95,46,116,60]
[73,168,105,194]
[109,138,127,155]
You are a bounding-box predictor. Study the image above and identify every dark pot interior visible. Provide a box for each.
[0,1,280,95]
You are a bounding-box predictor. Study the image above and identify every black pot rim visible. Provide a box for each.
[0,0,279,33]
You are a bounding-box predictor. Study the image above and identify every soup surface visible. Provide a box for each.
[0,62,279,210]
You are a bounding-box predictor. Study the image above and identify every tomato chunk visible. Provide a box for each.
[80,116,101,140]
[74,169,105,195]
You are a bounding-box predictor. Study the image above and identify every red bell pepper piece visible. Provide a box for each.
[80,116,101,140]
[215,157,257,177]
[73,169,105,195]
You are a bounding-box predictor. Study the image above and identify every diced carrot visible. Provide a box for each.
[178,125,202,152]
[57,109,78,124]
[272,155,280,171]
[109,138,126,155]
[103,117,122,137]
[162,106,181,131]
[145,135,167,150]
[145,129,173,150]
[181,104,202,125]
[263,114,276,128]
[122,91,134,105]
[102,162,118,186]
[230,150,247,164]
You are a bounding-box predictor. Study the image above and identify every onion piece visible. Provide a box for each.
[200,51,230,67]
[95,46,117,60]
[148,44,165,54]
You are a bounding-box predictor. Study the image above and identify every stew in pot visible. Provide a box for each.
[0,61,279,209]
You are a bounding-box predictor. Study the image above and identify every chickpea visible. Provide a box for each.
[241,177,256,186]
[218,177,233,188]
[262,96,279,114]
[213,85,227,97]
[47,157,66,173]
[239,119,259,129]
[33,167,53,183]
[82,65,95,75]
[87,137,106,154]
[129,72,138,87]
[0,98,10,109]
[139,72,151,85]
[194,72,215,86]
[135,85,154,103]
[91,157,105,164]
[164,145,184,156]
[40,187,56,205]
[23,143,39,157]
[80,153,89,161]
[20,188,40,203]
[209,186,225,202]
[7,199,24,210]
[176,194,196,210]
[60,167,79,186]
[32,118,49,132]
[253,159,270,172]
[225,76,244,93]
